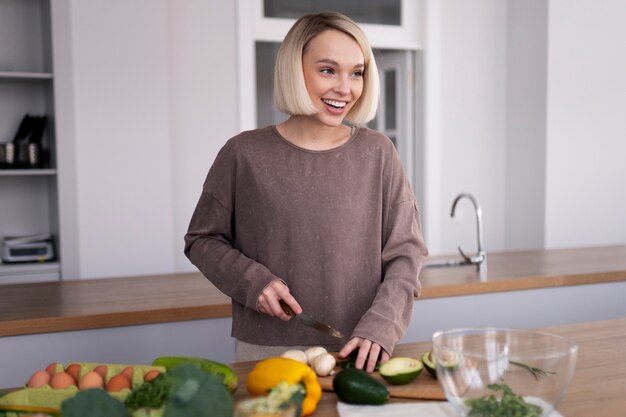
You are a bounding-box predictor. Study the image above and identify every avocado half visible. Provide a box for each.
[379,357,423,385]
[421,351,437,378]
[421,351,460,379]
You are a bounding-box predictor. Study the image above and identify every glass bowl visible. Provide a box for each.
[431,328,578,417]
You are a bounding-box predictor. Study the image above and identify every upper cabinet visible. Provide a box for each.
[0,0,60,283]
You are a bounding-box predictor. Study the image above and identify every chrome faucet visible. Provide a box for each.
[424,193,487,271]
[451,193,486,271]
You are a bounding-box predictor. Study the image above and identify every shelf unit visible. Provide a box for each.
[0,261,60,284]
[0,169,57,176]
[0,0,60,283]
[0,71,54,81]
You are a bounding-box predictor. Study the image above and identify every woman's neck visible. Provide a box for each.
[276,116,354,151]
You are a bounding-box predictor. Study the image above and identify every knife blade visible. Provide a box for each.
[280,300,345,339]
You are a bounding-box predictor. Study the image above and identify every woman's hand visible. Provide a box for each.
[257,280,302,321]
[338,337,390,373]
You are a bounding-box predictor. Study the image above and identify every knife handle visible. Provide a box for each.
[279,300,295,317]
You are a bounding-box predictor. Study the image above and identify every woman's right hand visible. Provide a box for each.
[257,280,302,321]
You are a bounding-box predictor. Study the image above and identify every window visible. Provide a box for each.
[263,0,402,26]
[237,0,423,192]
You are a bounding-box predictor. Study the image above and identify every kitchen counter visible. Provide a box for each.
[229,317,626,417]
[1,245,626,337]
[2,318,623,416]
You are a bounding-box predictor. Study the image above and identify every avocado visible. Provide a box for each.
[379,357,423,385]
[421,351,459,379]
[332,368,389,405]
[421,351,437,378]
[340,350,381,371]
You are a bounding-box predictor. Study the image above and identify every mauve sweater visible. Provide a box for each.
[184,125,428,355]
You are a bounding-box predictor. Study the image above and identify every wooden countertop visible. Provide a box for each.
[1,245,625,337]
[230,317,626,417]
[420,244,626,298]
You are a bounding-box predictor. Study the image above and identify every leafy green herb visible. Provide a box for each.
[465,383,543,417]
[125,363,233,417]
[125,373,172,411]
[509,361,556,381]
[61,389,130,417]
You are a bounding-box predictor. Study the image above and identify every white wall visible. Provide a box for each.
[54,0,238,279]
[167,0,239,272]
[52,0,626,279]
[437,0,507,255]
[504,1,547,250]
[545,0,626,248]
[67,1,175,278]
[433,0,626,255]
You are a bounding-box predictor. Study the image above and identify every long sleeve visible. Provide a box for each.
[184,142,281,310]
[350,149,428,355]
[183,126,426,348]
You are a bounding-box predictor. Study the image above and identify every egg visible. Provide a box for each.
[65,363,81,382]
[120,366,134,380]
[143,369,161,382]
[45,362,59,376]
[50,372,76,389]
[79,371,104,390]
[93,365,108,379]
[106,374,131,392]
[27,370,51,388]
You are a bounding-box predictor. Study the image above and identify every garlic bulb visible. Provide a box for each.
[304,346,328,364]
[311,353,336,377]
[280,349,308,364]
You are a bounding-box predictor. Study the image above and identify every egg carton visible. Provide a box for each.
[0,362,165,413]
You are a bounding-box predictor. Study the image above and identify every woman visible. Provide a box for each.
[184,11,427,373]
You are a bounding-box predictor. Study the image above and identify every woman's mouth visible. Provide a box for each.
[322,98,347,109]
[321,98,348,114]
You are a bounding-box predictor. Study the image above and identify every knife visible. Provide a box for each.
[280,300,345,339]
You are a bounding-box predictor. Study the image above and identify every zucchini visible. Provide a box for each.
[332,368,389,405]
[151,356,238,393]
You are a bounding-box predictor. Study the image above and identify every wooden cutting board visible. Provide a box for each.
[317,367,447,400]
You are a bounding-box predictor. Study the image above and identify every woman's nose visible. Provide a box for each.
[334,75,351,95]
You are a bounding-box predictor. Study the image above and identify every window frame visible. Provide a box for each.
[236,0,423,131]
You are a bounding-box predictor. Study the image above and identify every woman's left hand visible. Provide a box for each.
[338,337,390,373]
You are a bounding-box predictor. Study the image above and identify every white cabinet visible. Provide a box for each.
[0,0,60,283]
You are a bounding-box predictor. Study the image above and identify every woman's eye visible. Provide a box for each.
[352,70,363,77]
[320,68,334,75]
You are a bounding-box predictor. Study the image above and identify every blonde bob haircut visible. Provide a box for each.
[274,11,380,125]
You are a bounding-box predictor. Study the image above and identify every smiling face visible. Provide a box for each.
[301,29,365,128]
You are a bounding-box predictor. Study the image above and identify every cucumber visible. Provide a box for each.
[378,357,423,385]
[332,368,389,405]
[151,356,238,393]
